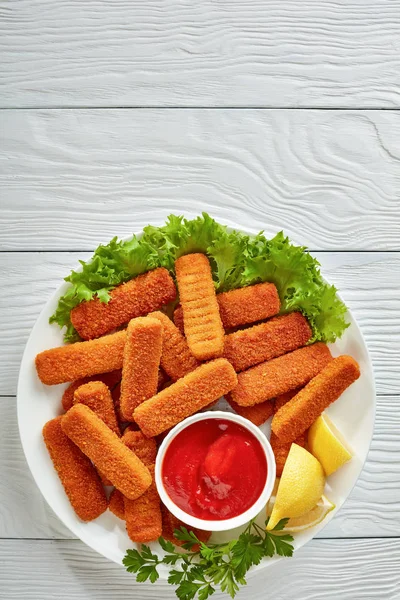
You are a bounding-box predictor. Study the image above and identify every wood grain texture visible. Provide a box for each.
[0,251,398,397]
[1,110,400,250]
[1,1,400,108]
[0,396,72,540]
[1,394,399,540]
[0,538,399,599]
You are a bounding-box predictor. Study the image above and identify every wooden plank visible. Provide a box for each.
[1,109,400,250]
[2,393,399,540]
[0,251,398,397]
[0,538,398,599]
[1,1,400,108]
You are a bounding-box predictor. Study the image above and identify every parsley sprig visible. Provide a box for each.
[123,518,294,599]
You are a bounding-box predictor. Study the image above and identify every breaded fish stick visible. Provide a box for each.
[43,417,107,521]
[158,368,169,390]
[62,370,122,411]
[109,431,157,521]
[224,312,312,372]
[217,282,280,329]
[111,382,123,423]
[161,505,211,548]
[229,343,332,407]
[62,404,151,499]
[150,311,199,381]
[134,358,238,437]
[272,355,360,443]
[36,331,126,385]
[109,488,125,520]
[274,388,302,413]
[125,464,162,543]
[70,267,176,340]
[173,305,185,334]
[123,430,157,464]
[74,381,120,436]
[270,431,307,477]
[120,317,163,421]
[122,430,161,542]
[74,380,120,486]
[227,398,274,426]
[173,281,280,332]
[175,254,224,360]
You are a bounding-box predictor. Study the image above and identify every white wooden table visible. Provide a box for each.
[1,2,400,598]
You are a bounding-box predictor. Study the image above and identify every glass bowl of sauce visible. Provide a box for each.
[155,411,276,531]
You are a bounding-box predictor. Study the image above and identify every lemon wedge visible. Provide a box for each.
[308,413,353,476]
[267,484,335,532]
[267,444,325,530]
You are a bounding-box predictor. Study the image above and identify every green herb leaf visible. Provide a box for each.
[269,533,295,558]
[136,564,160,583]
[231,533,265,579]
[122,548,146,573]
[270,517,290,532]
[168,569,186,585]
[140,544,160,563]
[174,527,202,551]
[159,537,177,553]
[124,518,294,599]
[198,583,215,600]
[176,581,202,600]
[219,568,240,599]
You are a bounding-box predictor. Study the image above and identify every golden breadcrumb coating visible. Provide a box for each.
[73,380,121,485]
[273,388,303,413]
[109,431,159,527]
[109,488,125,520]
[217,282,280,329]
[61,404,151,499]
[121,430,161,542]
[122,430,157,466]
[175,254,224,360]
[120,317,163,421]
[224,312,312,372]
[157,368,169,389]
[173,305,185,334]
[73,381,120,436]
[111,381,123,424]
[133,358,237,437]
[150,311,199,381]
[62,370,122,411]
[271,355,360,443]
[70,267,176,340]
[124,465,162,543]
[36,331,126,385]
[43,417,107,521]
[227,398,275,426]
[229,343,332,407]
[174,281,280,332]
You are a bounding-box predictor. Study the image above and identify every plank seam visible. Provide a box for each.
[2,106,400,111]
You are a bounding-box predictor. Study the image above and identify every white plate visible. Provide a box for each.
[17,231,375,573]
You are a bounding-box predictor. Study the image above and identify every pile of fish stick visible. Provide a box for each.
[37,257,360,543]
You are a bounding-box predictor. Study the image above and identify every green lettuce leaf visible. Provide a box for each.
[50,213,349,343]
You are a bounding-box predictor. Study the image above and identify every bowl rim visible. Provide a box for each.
[154,410,277,531]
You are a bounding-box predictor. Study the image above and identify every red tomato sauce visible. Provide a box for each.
[162,419,268,520]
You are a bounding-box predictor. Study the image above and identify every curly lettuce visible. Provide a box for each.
[50,213,349,343]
